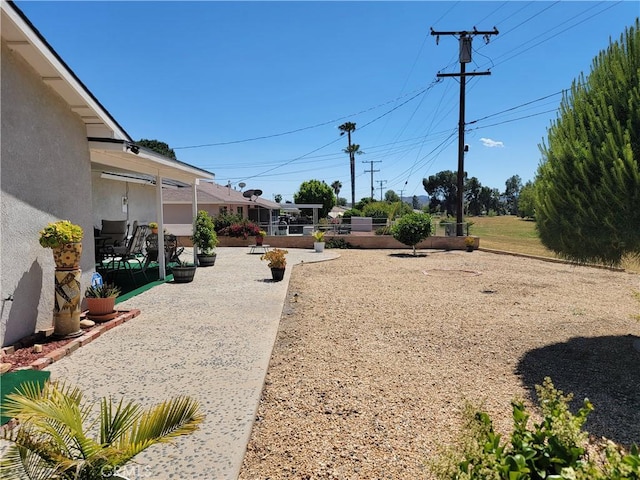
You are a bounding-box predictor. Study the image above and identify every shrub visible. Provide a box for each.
[391,212,432,256]
[375,226,392,235]
[430,377,639,480]
[341,208,362,223]
[213,213,243,233]
[326,237,352,249]
[192,210,218,254]
[221,219,261,239]
[39,220,83,248]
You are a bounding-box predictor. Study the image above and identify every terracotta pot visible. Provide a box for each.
[52,242,82,270]
[255,236,264,246]
[86,297,116,316]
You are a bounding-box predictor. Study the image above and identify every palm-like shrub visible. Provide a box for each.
[0,381,203,480]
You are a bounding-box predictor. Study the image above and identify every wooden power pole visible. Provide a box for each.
[430,27,498,235]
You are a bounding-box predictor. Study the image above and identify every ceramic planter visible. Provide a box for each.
[52,242,82,270]
[314,242,325,253]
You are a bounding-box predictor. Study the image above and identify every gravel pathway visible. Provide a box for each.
[240,249,640,479]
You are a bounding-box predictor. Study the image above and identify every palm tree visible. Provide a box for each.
[1,381,204,479]
[330,180,342,200]
[338,122,357,207]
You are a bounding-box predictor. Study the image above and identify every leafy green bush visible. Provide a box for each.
[39,220,83,248]
[391,212,432,255]
[375,226,392,235]
[430,377,639,480]
[341,208,362,223]
[326,237,352,249]
[192,210,218,254]
[213,213,243,233]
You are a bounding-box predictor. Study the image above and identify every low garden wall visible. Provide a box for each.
[178,235,479,251]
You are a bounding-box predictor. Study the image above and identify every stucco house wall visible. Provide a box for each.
[91,172,158,229]
[1,41,94,346]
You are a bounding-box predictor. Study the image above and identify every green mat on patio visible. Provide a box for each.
[1,369,51,425]
[98,261,177,297]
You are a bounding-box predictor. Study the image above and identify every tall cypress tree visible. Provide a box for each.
[536,19,639,265]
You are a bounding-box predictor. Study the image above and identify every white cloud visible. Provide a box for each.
[480,137,504,148]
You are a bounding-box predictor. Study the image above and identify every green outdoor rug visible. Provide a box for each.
[98,262,176,297]
[1,369,51,425]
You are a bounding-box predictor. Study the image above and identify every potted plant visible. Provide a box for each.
[39,220,84,270]
[84,283,121,320]
[1,380,203,480]
[171,256,197,283]
[192,210,218,267]
[311,230,326,252]
[149,221,159,234]
[464,236,475,252]
[260,248,288,282]
[255,229,267,246]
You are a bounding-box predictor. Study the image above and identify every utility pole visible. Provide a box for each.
[363,160,382,200]
[399,180,408,204]
[376,180,387,201]
[430,26,498,235]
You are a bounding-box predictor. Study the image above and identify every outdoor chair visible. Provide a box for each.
[99,219,129,247]
[101,224,150,286]
[143,233,184,271]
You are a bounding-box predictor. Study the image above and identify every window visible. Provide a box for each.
[237,206,243,217]
[220,206,228,215]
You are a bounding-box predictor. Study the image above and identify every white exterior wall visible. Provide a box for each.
[0,41,94,346]
[91,172,158,229]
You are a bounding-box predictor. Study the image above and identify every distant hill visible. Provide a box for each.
[400,195,429,207]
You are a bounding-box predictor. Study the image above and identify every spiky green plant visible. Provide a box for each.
[84,283,121,299]
[0,381,203,480]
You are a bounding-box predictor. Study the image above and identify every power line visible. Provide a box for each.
[173,83,435,150]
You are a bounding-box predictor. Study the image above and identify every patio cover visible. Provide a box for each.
[2,1,215,277]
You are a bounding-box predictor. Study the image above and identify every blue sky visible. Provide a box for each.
[17,1,638,203]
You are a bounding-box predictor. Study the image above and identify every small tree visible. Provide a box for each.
[392,212,432,256]
[293,179,335,218]
[137,138,177,159]
[192,210,218,255]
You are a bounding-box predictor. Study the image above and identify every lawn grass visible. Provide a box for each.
[466,215,640,273]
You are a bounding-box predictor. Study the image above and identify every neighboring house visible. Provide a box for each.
[163,181,281,235]
[0,1,213,346]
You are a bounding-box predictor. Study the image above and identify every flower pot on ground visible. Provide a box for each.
[192,210,218,267]
[84,283,121,320]
[261,248,288,282]
[40,220,84,337]
[464,236,475,252]
[172,263,197,283]
[312,230,326,253]
[255,230,267,246]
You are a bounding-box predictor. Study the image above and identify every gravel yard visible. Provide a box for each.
[239,249,640,479]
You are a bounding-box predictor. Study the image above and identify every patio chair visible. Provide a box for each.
[100,219,129,247]
[101,224,150,286]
